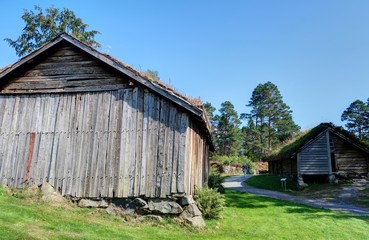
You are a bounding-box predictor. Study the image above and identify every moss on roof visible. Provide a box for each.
[265,122,368,161]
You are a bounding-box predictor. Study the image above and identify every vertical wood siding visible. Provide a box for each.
[299,132,330,175]
[0,89,209,197]
[0,45,210,198]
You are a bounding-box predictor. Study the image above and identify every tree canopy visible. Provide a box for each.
[213,101,242,156]
[341,99,369,141]
[242,81,300,160]
[5,5,100,57]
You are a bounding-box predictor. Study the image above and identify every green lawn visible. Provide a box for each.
[246,174,298,192]
[246,174,369,209]
[1,186,369,239]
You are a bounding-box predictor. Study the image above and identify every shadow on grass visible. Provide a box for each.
[284,206,369,221]
[224,189,369,222]
[225,190,268,209]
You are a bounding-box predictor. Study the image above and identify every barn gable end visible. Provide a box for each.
[297,130,331,175]
[0,34,212,198]
[267,123,369,183]
[1,44,128,94]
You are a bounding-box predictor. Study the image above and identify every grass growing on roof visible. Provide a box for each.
[0,186,369,239]
[267,122,369,161]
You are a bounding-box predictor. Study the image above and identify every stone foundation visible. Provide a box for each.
[37,182,206,227]
[297,176,308,189]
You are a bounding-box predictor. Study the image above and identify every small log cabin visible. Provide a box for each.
[266,123,369,182]
[0,33,213,199]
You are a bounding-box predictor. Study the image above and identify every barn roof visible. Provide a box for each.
[265,122,369,161]
[0,33,214,149]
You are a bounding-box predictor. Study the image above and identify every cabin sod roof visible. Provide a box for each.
[265,122,369,161]
[0,33,214,149]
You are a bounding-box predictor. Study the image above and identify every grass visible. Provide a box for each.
[246,174,299,192]
[1,186,369,239]
[246,174,369,209]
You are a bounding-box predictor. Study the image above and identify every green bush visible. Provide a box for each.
[212,155,256,171]
[196,186,225,219]
[207,172,225,193]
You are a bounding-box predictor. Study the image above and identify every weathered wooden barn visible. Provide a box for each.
[266,123,369,183]
[0,33,213,199]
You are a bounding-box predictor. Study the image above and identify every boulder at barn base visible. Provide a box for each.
[148,199,183,214]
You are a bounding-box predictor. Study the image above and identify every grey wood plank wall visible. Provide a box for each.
[0,45,209,198]
[299,132,330,175]
[0,89,209,198]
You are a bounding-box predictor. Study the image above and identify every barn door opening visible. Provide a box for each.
[330,153,337,172]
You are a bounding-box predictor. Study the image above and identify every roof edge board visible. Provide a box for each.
[0,37,64,79]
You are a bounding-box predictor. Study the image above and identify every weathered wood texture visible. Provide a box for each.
[269,130,369,177]
[268,157,297,177]
[330,133,369,174]
[0,89,208,198]
[298,132,330,175]
[0,45,210,198]
[0,46,128,94]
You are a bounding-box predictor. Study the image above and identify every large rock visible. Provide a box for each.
[179,195,195,206]
[78,199,109,208]
[179,204,202,219]
[148,199,183,214]
[40,182,55,196]
[111,198,137,213]
[105,205,118,216]
[40,182,68,206]
[328,174,336,184]
[185,216,206,228]
[297,177,308,189]
[78,199,99,208]
[133,198,148,209]
[179,203,204,227]
[99,199,109,208]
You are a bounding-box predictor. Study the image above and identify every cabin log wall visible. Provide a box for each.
[330,133,368,174]
[0,45,210,198]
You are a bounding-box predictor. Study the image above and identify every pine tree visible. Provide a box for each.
[341,99,369,141]
[203,102,216,121]
[213,101,242,156]
[5,5,100,57]
[244,82,300,160]
[241,119,262,160]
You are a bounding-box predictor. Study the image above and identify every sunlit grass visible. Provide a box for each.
[0,186,368,239]
[246,174,298,192]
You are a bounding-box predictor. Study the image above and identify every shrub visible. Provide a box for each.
[196,186,225,219]
[207,172,225,193]
[211,155,256,172]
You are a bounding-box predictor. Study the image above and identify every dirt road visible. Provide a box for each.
[223,175,369,216]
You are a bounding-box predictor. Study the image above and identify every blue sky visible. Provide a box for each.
[1,1,369,130]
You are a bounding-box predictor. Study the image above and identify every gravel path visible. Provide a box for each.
[223,175,369,216]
